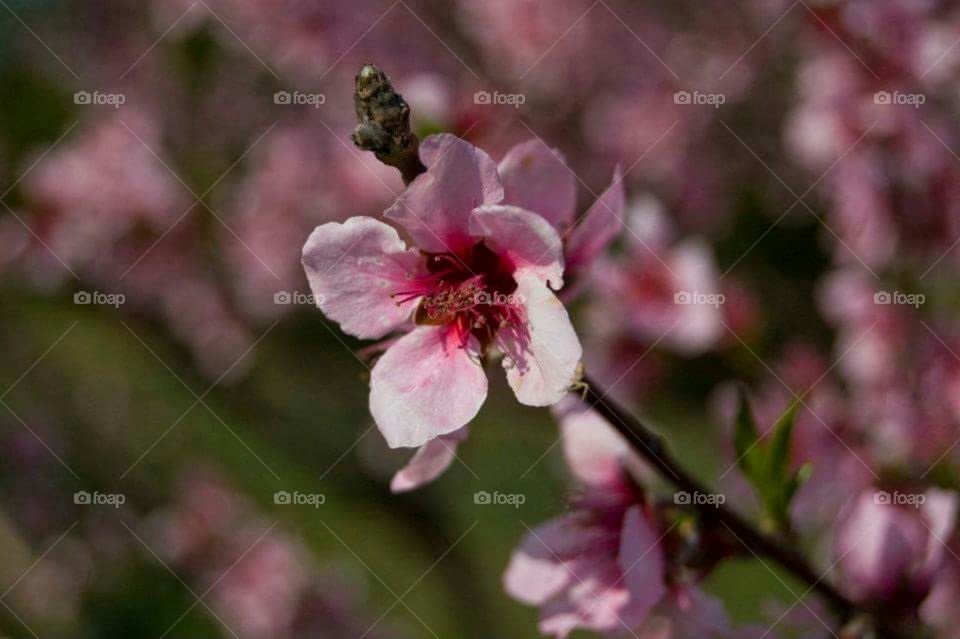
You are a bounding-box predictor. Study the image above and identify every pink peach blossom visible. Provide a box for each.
[633,586,756,639]
[835,487,958,604]
[388,136,629,489]
[503,398,666,637]
[303,134,586,449]
[586,200,727,362]
[17,112,186,284]
[506,398,775,638]
[922,559,960,638]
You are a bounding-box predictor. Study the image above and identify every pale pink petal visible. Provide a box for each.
[500,276,582,406]
[565,168,624,271]
[836,492,928,600]
[504,513,613,606]
[390,427,469,493]
[370,325,487,448]
[923,489,958,546]
[504,535,573,607]
[921,566,960,632]
[668,239,724,355]
[385,134,503,254]
[470,205,564,289]
[618,506,666,623]
[623,194,674,252]
[658,587,736,638]
[301,217,425,340]
[554,397,633,490]
[498,140,576,230]
[539,560,631,637]
[921,488,959,573]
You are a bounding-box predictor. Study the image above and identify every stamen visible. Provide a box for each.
[392,247,524,345]
[390,291,425,306]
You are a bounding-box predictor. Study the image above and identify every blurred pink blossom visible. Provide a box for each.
[504,398,665,637]
[835,487,958,607]
[505,398,752,638]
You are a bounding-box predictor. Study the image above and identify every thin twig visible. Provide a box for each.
[581,375,910,639]
[581,376,854,613]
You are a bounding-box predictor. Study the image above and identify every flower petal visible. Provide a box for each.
[390,427,469,493]
[500,276,582,406]
[921,488,959,574]
[554,397,633,490]
[667,239,724,355]
[618,506,666,623]
[565,169,624,271]
[503,512,611,606]
[385,133,503,254]
[470,204,564,289]
[370,325,488,448]
[498,140,576,230]
[835,491,928,601]
[301,217,425,340]
[538,560,631,637]
[656,587,736,638]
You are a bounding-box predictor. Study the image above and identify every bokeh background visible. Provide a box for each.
[2,0,960,637]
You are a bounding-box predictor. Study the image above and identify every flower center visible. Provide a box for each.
[420,276,485,321]
[390,242,524,349]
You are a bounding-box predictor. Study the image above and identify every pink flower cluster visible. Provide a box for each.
[6,0,960,636]
[505,399,762,638]
[146,470,404,639]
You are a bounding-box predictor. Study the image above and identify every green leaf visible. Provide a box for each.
[734,386,763,481]
[766,401,799,482]
[786,462,813,502]
[731,390,811,535]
